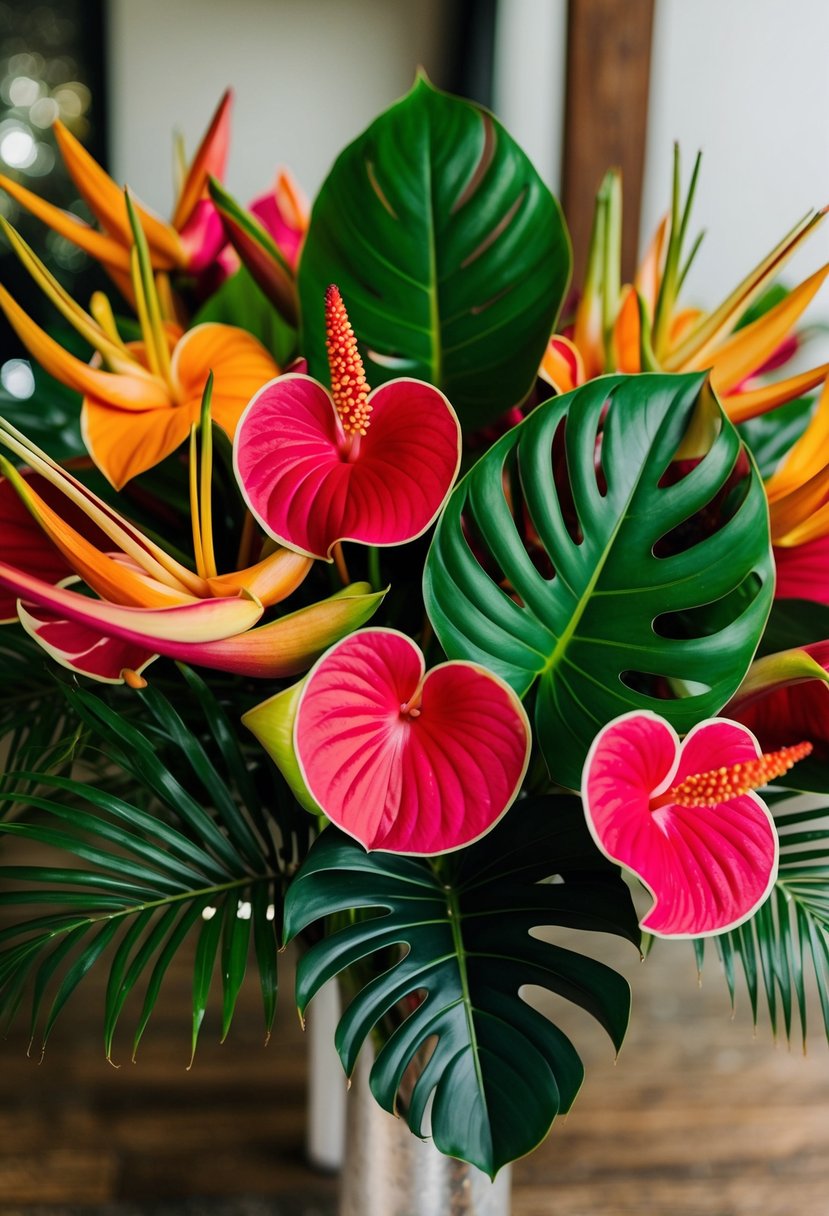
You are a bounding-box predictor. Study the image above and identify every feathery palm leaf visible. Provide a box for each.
[694,791,829,1047]
[0,628,81,809]
[0,668,285,1060]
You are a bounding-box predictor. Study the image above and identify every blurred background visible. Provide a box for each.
[1,2,829,1213]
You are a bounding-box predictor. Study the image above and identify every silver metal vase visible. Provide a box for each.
[338,1046,512,1216]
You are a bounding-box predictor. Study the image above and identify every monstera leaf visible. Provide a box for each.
[297,74,570,430]
[424,372,774,789]
[284,797,639,1176]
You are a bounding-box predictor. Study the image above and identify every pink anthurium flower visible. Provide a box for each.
[581,710,811,938]
[290,628,531,855]
[234,285,462,561]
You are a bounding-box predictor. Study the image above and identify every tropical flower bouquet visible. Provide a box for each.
[2,76,829,1203]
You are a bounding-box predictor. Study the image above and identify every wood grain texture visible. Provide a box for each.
[1,903,828,1213]
[562,0,656,284]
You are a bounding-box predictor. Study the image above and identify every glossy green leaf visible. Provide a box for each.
[425,372,774,788]
[220,893,251,1042]
[298,74,570,430]
[207,178,298,327]
[0,673,282,1059]
[284,796,639,1176]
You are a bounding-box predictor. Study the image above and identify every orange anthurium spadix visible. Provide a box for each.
[0,213,279,487]
[0,91,232,276]
[284,628,531,855]
[234,286,462,560]
[581,711,812,938]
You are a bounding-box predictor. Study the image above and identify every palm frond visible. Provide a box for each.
[695,791,829,1047]
[0,628,82,811]
[0,668,284,1060]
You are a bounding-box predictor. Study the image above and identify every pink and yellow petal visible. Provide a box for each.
[162,582,385,678]
[17,592,158,685]
[0,560,262,646]
[206,546,313,608]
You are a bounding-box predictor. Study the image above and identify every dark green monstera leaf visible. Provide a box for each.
[284,796,639,1176]
[424,372,774,789]
[297,74,570,429]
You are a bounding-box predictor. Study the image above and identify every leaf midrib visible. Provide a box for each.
[540,476,641,681]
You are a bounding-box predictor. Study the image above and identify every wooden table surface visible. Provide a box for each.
[1,920,827,1216]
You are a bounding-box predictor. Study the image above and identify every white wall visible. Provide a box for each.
[492,0,568,194]
[642,0,829,315]
[106,0,448,215]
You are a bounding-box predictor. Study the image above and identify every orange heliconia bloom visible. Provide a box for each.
[0,210,279,487]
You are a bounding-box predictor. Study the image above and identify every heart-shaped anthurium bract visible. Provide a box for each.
[293,627,531,855]
[234,286,461,561]
[581,711,813,938]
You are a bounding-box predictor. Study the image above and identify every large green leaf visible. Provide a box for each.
[424,372,774,788]
[297,74,570,429]
[284,796,639,1177]
[0,671,282,1057]
[694,791,829,1047]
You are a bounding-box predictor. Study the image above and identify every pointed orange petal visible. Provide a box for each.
[172,89,233,230]
[722,361,829,425]
[663,208,827,372]
[207,546,312,607]
[0,417,206,595]
[539,334,585,392]
[766,378,829,501]
[0,173,130,270]
[172,322,280,439]
[613,286,641,373]
[53,121,185,268]
[274,168,309,233]
[4,464,195,608]
[0,284,169,408]
[81,396,193,489]
[705,265,829,394]
[769,463,829,543]
[669,307,701,346]
[635,214,669,316]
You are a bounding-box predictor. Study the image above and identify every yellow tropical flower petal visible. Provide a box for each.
[1,460,195,608]
[0,216,136,374]
[705,265,829,394]
[207,546,312,607]
[722,361,829,425]
[663,208,826,373]
[766,378,829,500]
[768,464,829,544]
